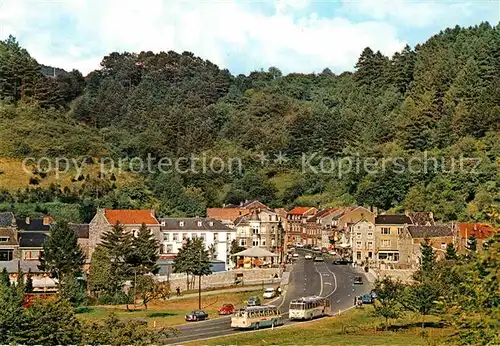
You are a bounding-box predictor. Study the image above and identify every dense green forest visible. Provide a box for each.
[0,22,498,223]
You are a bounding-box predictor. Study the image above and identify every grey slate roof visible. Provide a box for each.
[407,225,453,238]
[159,218,234,232]
[18,232,48,248]
[375,214,412,225]
[15,218,51,232]
[0,212,15,227]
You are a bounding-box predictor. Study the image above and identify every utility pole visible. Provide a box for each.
[198,249,202,310]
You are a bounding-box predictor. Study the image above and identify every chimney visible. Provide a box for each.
[43,216,51,226]
[25,216,30,225]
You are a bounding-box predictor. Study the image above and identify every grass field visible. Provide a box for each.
[0,158,136,190]
[75,290,261,328]
[186,306,454,345]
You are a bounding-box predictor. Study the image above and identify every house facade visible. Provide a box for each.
[0,228,18,262]
[88,209,161,262]
[206,200,268,227]
[15,216,53,261]
[286,207,317,245]
[351,219,376,266]
[159,218,235,269]
[456,222,497,253]
[374,214,412,265]
[233,208,284,252]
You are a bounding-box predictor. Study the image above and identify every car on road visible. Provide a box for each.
[185,310,208,321]
[332,258,349,265]
[292,253,299,258]
[370,291,378,299]
[362,294,374,304]
[353,276,363,285]
[312,246,321,252]
[295,243,305,248]
[304,254,313,260]
[328,250,337,256]
[218,303,234,315]
[263,287,277,299]
[247,296,261,306]
[313,256,324,262]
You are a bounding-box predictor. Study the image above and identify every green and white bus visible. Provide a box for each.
[288,296,331,320]
[231,305,284,329]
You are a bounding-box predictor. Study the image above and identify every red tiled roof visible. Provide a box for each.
[104,209,159,225]
[457,223,497,240]
[207,208,250,222]
[288,207,314,215]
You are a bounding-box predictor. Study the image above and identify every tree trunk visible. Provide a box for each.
[385,317,388,331]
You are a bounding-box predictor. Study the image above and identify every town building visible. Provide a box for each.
[455,222,497,253]
[206,200,268,227]
[399,224,455,268]
[158,217,235,269]
[374,214,412,265]
[15,216,53,261]
[351,218,376,266]
[88,209,161,261]
[286,207,317,245]
[233,208,284,252]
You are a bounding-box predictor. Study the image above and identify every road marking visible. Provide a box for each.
[325,282,332,286]
[315,263,324,297]
[323,262,338,299]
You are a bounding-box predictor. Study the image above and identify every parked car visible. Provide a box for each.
[353,276,363,285]
[312,246,321,252]
[370,291,378,299]
[185,310,208,321]
[247,296,261,306]
[313,256,324,262]
[295,243,304,248]
[328,250,337,256]
[362,294,374,304]
[218,303,234,315]
[292,253,299,258]
[304,254,312,260]
[332,258,349,265]
[263,287,277,299]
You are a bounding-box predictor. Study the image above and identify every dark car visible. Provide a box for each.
[332,258,349,265]
[370,291,378,299]
[353,276,363,285]
[218,303,234,315]
[362,294,374,304]
[185,310,208,321]
[247,296,261,306]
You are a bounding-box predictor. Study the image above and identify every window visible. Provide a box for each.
[200,233,206,242]
[239,239,247,247]
[252,240,259,246]
[161,221,166,226]
[197,221,202,227]
[368,251,373,259]
[182,233,188,240]
[131,229,138,238]
[368,241,373,248]
[163,233,170,242]
[394,253,400,262]
[367,232,373,239]
[356,251,361,260]
[397,227,403,235]
[356,241,362,248]
[382,239,391,247]
[173,233,179,242]
[356,232,362,239]
[226,233,231,241]
[0,237,8,242]
[0,249,13,261]
[179,221,184,227]
[441,243,446,250]
[368,225,373,229]
[262,239,266,246]
[381,227,390,235]
[209,221,214,227]
[358,225,361,229]
[166,244,173,253]
[213,233,219,243]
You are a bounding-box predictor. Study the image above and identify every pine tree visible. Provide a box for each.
[445,243,458,260]
[419,238,437,273]
[373,277,402,331]
[1,268,10,287]
[100,222,133,291]
[129,223,159,275]
[38,221,84,281]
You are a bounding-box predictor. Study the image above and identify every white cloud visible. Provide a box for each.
[341,0,499,28]
[5,0,475,76]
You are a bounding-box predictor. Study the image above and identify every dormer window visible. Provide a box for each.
[0,237,8,242]
[161,221,166,226]
[209,221,213,227]
[197,221,202,227]
[179,221,184,227]
[131,229,138,238]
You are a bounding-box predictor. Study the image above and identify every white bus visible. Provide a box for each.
[288,296,331,320]
[231,305,284,329]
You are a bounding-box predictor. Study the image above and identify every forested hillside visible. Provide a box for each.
[0,23,498,223]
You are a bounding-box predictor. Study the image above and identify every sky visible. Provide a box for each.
[0,0,499,76]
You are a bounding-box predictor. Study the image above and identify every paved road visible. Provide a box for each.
[166,252,371,344]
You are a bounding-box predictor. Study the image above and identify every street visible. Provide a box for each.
[166,251,371,344]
